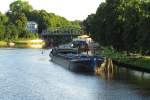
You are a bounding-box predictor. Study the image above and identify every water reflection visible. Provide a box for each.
[0,48,150,100]
[98,65,150,98]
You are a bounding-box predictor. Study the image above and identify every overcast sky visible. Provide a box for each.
[0,0,105,21]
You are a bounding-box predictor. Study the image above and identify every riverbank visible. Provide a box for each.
[97,47,150,71]
[0,39,45,48]
[0,41,7,47]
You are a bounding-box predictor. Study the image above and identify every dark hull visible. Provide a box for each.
[51,55,96,72]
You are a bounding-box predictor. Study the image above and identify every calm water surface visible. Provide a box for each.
[0,48,150,100]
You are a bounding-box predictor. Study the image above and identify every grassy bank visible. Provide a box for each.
[97,47,150,70]
[0,41,7,47]
[0,39,45,48]
[15,39,45,48]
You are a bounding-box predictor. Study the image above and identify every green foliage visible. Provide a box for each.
[0,0,81,41]
[98,47,150,69]
[9,0,33,14]
[18,30,39,39]
[0,12,8,40]
[5,23,18,40]
[27,10,81,33]
[84,0,150,55]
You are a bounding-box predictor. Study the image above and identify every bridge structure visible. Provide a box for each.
[41,27,87,47]
[41,27,85,36]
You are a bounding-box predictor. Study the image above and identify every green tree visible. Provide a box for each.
[136,0,150,54]
[4,0,82,40]
[5,23,18,40]
[0,12,8,40]
[84,0,150,53]
[9,0,33,15]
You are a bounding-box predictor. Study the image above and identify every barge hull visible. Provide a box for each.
[51,55,95,72]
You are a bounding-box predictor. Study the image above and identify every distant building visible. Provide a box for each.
[26,21,38,33]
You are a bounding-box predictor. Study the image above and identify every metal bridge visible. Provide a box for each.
[41,27,85,36]
[41,27,86,47]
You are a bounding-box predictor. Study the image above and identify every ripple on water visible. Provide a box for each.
[0,48,150,100]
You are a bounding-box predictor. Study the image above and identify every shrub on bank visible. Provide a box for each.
[98,47,150,69]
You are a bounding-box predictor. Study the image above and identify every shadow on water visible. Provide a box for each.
[49,60,95,76]
[98,65,150,97]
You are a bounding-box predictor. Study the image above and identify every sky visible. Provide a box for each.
[0,0,105,21]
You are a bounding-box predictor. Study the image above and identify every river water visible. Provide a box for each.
[0,48,150,100]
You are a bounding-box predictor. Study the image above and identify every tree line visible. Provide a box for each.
[0,0,81,41]
[83,0,150,55]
